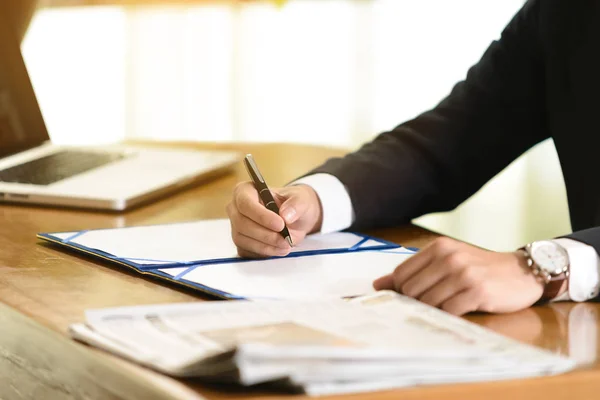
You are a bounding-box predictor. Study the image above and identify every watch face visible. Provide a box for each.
[530,241,569,275]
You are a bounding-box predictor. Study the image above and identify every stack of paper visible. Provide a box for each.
[70,291,577,396]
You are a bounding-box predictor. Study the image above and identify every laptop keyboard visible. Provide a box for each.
[0,150,126,186]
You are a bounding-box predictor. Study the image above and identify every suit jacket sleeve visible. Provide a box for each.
[565,229,600,258]
[308,0,550,231]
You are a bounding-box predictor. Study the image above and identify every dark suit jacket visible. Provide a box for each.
[310,0,600,253]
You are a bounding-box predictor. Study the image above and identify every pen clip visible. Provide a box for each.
[244,154,265,183]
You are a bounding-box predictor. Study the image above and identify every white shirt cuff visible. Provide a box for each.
[291,173,355,234]
[552,238,600,302]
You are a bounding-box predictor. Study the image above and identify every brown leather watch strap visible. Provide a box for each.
[541,273,568,301]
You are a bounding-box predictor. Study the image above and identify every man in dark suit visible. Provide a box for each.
[227,0,600,315]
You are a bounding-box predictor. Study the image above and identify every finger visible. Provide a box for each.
[237,247,269,259]
[230,206,290,249]
[387,250,435,293]
[277,187,312,225]
[418,270,473,308]
[232,231,290,258]
[272,190,287,208]
[440,289,481,316]
[373,274,394,291]
[400,260,454,300]
[390,238,457,290]
[235,183,285,232]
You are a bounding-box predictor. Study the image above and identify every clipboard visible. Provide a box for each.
[38,219,416,299]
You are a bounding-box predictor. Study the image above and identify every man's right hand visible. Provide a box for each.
[226,182,323,258]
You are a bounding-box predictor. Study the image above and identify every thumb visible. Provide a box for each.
[278,194,306,225]
[373,274,395,291]
[277,186,315,225]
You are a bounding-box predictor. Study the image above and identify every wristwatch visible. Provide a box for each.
[520,240,570,301]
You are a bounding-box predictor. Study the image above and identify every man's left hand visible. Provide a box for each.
[373,237,547,316]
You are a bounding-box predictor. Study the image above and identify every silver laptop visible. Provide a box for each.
[0,14,239,211]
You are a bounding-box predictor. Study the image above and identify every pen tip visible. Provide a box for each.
[286,236,294,248]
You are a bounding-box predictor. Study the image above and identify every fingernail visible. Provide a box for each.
[277,237,290,249]
[372,275,389,290]
[276,247,291,257]
[281,207,296,223]
[372,277,383,289]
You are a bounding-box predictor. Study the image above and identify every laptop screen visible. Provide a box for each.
[0,12,50,160]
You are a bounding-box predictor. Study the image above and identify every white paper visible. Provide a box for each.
[178,250,414,299]
[79,293,499,361]
[46,219,391,266]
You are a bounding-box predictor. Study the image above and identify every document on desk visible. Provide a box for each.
[38,219,399,268]
[38,219,410,299]
[170,250,415,299]
[70,291,577,397]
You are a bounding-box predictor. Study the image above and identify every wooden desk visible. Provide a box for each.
[0,142,597,400]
